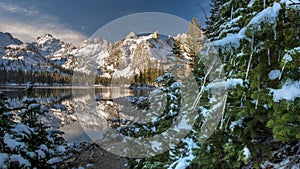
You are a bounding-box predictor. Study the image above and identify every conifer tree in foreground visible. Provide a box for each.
[0,84,68,168]
[190,0,300,168]
[0,91,15,154]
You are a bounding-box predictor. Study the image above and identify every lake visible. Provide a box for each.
[0,85,150,143]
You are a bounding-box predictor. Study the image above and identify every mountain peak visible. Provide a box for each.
[0,32,22,48]
[37,33,54,39]
[78,38,112,51]
[125,32,137,39]
[36,33,59,45]
[35,33,71,57]
[151,31,160,39]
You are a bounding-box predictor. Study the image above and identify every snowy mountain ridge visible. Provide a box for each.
[0,31,195,83]
[0,32,22,49]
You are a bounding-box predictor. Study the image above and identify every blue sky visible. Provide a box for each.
[0,0,211,45]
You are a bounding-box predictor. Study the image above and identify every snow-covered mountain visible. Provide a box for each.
[63,38,112,77]
[0,32,22,48]
[0,31,195,84]
[34,34,76,66]
[98,32,194,79]
[0,33,66,73]
[103,32,175,78]
[1,43,49,72]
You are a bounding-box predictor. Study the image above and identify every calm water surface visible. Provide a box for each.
[0,85,150,142]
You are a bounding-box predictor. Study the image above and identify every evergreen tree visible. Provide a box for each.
[190,0,300,168]
[126,72,184,168]
[187,17,202,55]
[0,91,15,153]
[1,84,68,168]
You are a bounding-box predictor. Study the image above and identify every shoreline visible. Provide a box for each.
[0,83,157,90]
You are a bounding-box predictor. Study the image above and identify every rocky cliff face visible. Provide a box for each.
[35,34,76,67]
[102,32,195,81]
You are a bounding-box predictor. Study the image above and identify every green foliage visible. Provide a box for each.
[0,87,68,168]
[0,92,15,138]
[191,0,300,168]
[117,72,181,138]
[267,99,300,142]
[125,73,182,168]
[125,1,300,168]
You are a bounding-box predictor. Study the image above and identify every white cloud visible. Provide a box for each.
[0,2,87,46]
[0,2,39,16]
[0,18,87,46]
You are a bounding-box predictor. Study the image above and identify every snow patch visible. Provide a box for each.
[281,0,300,9]
[213,2,282,49]
[0,153,9,169]
[243,146,251,160]
[47,157,62,165]
[248,0,257,7]
[206,78,243,90]
[9,154,31,167]
[168,137,199,169]
[268,70,281,80]
[4,133,26,151]
[229,118,244,131]
[212,28,246,48]
[248,3,281,26]
[283,47,300,62]
[283,53,293,62]
[271,80,300,102]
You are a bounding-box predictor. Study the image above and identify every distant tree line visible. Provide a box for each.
[0,69,72,85]
[131,67,165,85]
